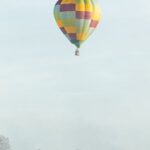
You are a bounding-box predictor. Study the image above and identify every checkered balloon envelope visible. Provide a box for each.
[54,0,102,55]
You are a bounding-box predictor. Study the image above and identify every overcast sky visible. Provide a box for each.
[0,0,150,150]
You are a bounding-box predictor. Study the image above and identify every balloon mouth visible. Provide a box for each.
[70,40,81,48]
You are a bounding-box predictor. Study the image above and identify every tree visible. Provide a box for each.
[0,135,10,150]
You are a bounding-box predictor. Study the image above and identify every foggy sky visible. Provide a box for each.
[0,0,150,150]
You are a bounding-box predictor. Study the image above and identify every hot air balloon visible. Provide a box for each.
[54,0,102,56]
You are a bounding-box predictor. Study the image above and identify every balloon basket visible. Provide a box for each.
[75,49,79,56]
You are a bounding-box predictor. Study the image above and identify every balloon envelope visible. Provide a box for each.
[54,0,102,48]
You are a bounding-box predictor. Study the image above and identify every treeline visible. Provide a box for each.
[0,135,11,150]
